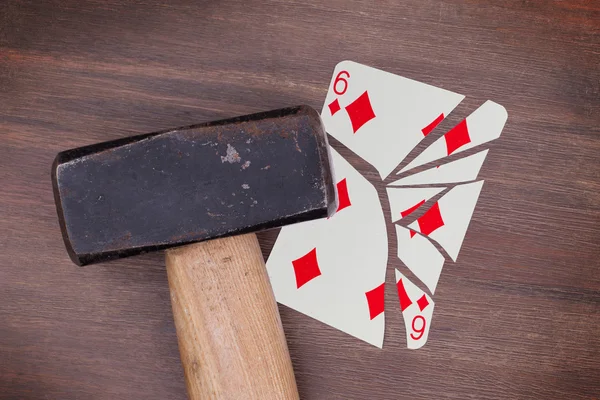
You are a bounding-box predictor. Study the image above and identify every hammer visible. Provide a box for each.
[51,106,336,399]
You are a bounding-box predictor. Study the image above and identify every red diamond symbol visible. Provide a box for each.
[416,295,430,311]
[344,91,376,133]
[336,178,351,212]
[444,119,471,155]
[365,283,385,320]
[328,98,341,116]
[417,202,445,236]
[291,248,322,289]
[396,279,413,312]
[421,113,444,136]
[401,199,425,218]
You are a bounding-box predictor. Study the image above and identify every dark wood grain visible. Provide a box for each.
[1,1,599,399]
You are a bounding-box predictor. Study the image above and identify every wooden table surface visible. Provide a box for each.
[1,1,599,399]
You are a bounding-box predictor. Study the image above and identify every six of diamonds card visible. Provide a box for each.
[267,60,507,350]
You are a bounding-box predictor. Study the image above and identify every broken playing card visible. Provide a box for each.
[266,61,507,349]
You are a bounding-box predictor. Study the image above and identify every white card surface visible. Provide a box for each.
[267,147,388,348]
[321,60,465,179]
[395,269,435,349]
[395,225,445,294]
[408,180,485,262]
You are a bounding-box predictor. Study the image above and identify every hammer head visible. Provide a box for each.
[52,106,336,266]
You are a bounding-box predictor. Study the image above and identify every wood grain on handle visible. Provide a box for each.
[165,233,299,400]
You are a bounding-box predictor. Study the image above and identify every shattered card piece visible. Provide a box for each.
[386,187,445,223]
[391,149,489,186]
[408,180,485,262]
[267,146,388,348]
[395,226,445,294]
[400,101,507,173]
[396,269,435,349]
[321,60,464,179]
[268,60,508,350]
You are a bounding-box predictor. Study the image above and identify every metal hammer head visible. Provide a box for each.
[52,106,336,266]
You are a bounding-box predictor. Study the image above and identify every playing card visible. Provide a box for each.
[266,147,388,347]
[268,60,507,350]
[321,61,465,179]
[407,180,485,262]
[395,269,435,349]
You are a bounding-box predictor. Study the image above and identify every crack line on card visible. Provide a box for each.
[391,188,453,297]
[391,144,495,186]
[384,98,487,184]
[326,133,423,338]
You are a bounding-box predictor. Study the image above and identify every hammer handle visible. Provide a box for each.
[165,233,299,400]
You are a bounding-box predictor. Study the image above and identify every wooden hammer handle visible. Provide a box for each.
[165,233,299,400]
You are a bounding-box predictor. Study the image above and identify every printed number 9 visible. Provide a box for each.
[334,70,350,95]
[410,316,426,340]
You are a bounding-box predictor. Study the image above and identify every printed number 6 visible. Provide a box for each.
[333,70,350,95]
[410,316,426,340]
